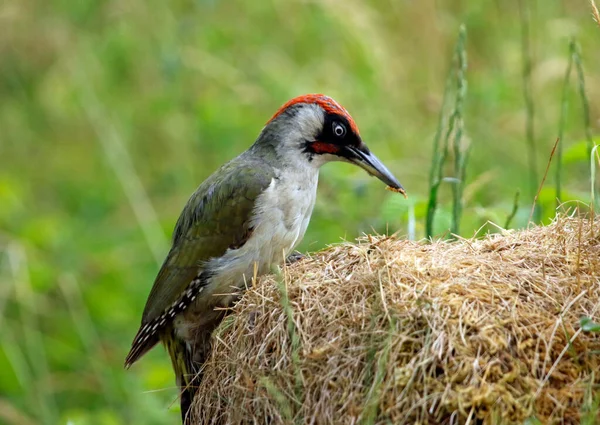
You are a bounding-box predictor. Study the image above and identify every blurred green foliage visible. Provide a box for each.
[0,0,598,424]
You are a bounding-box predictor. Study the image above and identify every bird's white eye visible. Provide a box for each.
[333,122,346,138]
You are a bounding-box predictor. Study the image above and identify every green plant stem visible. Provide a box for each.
[426,58,455,239]
[571,41,597,207]
[519,0,539,221]
[556,40,574,207]
[450,25,468,236]
[426,25,468,239]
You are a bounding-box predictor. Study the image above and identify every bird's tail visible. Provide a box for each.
[163,330,200,425]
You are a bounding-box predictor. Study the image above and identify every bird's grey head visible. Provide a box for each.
[253,94,405,192]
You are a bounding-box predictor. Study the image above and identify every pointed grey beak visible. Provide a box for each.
[345,145,406,194]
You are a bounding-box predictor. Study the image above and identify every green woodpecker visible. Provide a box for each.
[125,94,405,423]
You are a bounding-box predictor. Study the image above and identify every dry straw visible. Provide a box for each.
[591,0,600,28]
[192,216,600,424]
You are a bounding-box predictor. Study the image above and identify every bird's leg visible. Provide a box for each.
[285,251,305,265]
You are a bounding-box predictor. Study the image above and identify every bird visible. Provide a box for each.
[124,94,405,423]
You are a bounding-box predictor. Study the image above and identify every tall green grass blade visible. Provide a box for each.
[519,0,540,221]
[450,25,468,237]
[426,25,468,239]
[556,40,574,207]
[571,41,597,208]
[426,54,455,239]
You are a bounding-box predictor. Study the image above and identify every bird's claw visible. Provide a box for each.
[285,251,305,265]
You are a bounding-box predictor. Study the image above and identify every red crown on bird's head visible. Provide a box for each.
[268,94,360,135]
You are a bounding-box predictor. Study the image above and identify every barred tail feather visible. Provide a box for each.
[124,327,160,368]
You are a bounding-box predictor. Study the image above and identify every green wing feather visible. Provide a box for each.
[142,156,276,323]
[125,155,275,367]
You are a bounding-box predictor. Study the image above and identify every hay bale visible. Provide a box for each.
[192,217,600,424]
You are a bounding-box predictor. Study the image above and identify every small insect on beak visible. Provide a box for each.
[343,144,406,197]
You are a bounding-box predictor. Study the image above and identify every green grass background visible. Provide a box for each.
[1,0,598,424]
